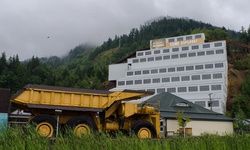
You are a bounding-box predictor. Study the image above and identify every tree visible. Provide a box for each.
[191,28,228,41]
[0,53,7,74]
[233,107,246,133]
[232,94,250,118]
[176,110,191,128]
[239,26,250,44]
[176,110,191,137]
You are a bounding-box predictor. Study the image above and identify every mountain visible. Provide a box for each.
[0,16,250,118]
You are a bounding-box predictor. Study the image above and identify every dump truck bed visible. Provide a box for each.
[11,84,152,112]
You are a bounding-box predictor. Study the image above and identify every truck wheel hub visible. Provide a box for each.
[74,124,90,137]
[36,122,53,137]
[138,127,151,138]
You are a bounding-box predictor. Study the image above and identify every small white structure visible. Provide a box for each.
[144,92,233,137]
[109,33,228,114]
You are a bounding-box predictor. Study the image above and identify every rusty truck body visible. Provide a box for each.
[11,84,160,138]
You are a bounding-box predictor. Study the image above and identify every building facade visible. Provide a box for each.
[109,33,228,114]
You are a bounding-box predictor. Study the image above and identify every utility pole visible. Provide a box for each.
[208,93,212,111]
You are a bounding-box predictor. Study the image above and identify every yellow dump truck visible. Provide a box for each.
[11,84,160,138]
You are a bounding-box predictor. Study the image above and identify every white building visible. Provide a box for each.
[109,33,228,114]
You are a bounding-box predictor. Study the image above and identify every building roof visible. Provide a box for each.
[143,92,233,122]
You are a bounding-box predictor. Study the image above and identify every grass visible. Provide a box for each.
[0,125,250,150]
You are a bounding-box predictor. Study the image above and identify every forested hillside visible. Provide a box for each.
[0,17,250,118]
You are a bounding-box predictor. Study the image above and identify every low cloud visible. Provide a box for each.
[0,0,249,60]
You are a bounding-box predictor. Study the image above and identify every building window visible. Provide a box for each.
[143,70,149,74]
[140,58,146,62]
[216,49,224,54]
[135,71,141,75]
[211,85,222,90]
[127,71,133,76]
[189,86,198,92]
[145,51,151,55]
[197,51,205,56]
[192,75,200,80]
[126,80,133,85]
[163,55,170,60]
[188,52,196,57]
[186,36,192,40]
[200,85,210,91]
[162,77,170,82]
[132,59,139,63]
[195,65,203,70]
[195,101,206,107]
[171,54,179,59]
[147,89,155,93]
[154,50,161,54]
[195,34,202,39]
[171,77,180,82]
[168,38,174,42]
[118,81,125,86]
[151,69,158,74]
[181,76,190,81]
[143,79,151,84]
[203,44,210,48]
[178,87,187,92]
[213,73,223,79]
[214,42,222,47]
[182,46,189,51]
[137,52,143,56]
[206,50,214,55]
[215,63,224,68]
[163,49,170,53]
[177,67,185,71]
[202,74,212,80]
[148,57,154,61]
[155,56,162,61]
[210,100,219,107]
[177,37,183,41]
[167,88,176,93]
[192,45,199,50]
[172,48,179,52]
[153,78,160,83]
[160,120,165,132]
[180,53,187,58]
[186,66,194,71]
[205,64,213,69]
[159,68,167,73]
[135,80,142,84]
[168,67,175,72]
[157,88,165,93]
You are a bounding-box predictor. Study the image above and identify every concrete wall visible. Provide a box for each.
[109,63,127,81]
[165,119,233,137]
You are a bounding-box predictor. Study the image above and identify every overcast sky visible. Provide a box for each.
[0,0,249,60]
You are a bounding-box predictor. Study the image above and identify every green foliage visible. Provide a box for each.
[176,110,191,128]
[233,107,246,130]
[231,76,250,119]
[234,54,250,70]
[1,125,250,150]
[239,26,250,44]
[191,28,228,41]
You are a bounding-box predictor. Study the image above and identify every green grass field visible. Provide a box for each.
[0,125,250,150]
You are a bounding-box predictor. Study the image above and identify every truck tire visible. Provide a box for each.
[131,120,157,138]
[66,116,97,137]
[30,115,57,138]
